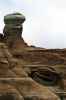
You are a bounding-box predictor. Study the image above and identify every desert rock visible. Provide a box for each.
[0,12,65,99]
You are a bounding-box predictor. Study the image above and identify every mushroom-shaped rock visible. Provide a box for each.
[3,13,28,49]
[4,13,25,25]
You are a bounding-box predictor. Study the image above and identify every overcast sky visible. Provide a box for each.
[0,0,66,48]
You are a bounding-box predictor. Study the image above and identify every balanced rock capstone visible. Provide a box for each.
[4,13,25,25]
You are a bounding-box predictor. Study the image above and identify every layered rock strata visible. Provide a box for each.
[0,13,60,100]
[3,13,27,48]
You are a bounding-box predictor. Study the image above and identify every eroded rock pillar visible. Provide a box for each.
[3,13,27,48]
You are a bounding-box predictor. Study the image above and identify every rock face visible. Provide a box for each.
[0,12,65,99]
[0,44,59,100]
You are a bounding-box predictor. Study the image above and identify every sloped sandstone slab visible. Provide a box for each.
[0,78,60,100]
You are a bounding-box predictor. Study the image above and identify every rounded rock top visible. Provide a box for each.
[4,13,26,25]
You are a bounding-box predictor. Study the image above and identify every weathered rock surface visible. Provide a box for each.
[3,13,27,48]
[0,43,60,100]
[0,78,60,100]
[0,12,65,99]
[4,13,25,25]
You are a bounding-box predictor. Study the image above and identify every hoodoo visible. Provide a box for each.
[0,12,64,100]
[3,13,27,48]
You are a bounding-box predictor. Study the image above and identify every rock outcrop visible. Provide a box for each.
[3,13,27,49]
[0,43,59,100]
[0,12,65,99]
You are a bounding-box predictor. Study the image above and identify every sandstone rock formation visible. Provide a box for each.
[0,12,65,99]
[3,13,27,49]
[0,43,60,100]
